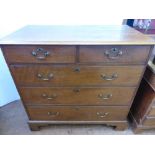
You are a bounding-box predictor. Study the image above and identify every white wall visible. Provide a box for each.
[0,49,20,107]
[0,0,123,107]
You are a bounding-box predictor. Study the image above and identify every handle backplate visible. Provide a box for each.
[101,73,118,81]
[104,48,123,59]
[47,112,59,117]
[42,93,57,100]
[32,48,50,60]
[97,112,109,118]
[37,73,54,81]
[98,93,112,100]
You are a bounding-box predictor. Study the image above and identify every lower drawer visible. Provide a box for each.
[27,106,129,121]
[20,87,135,106]
[143,117,155,126]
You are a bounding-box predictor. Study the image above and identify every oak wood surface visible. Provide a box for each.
[2,45,76,63]
[0,25,154,45]
[27,105,129,121]
[1,25,153,131]
[28,120,128,131]
[79,45,150,64]
[10,65,144,86]
[20,86,136,106]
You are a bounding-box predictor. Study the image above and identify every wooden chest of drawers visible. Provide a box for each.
[0,25,154,131]
[130,62,155,133]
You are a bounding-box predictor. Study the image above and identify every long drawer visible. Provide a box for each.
[2,45,76,63]
[27,106,129,121]
[10,65,144,86]
[20,87,136,106]
[79,45,150,64]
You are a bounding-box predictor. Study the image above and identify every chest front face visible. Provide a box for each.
[0,25,154,131]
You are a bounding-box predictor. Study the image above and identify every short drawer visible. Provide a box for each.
[10,65,144,86]
[2,45,76,63]
[79,45,150,64]
[27,106,129,121]
[20,87,136,106]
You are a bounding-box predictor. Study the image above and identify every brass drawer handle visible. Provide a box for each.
[37,73,54,81]
[47,112,59,117]
[104,48,123,59]
[98,93,112,100]
[42,93,57,100]
[31,48,50,60]
[101,73,118,81]
[97,112,109,118]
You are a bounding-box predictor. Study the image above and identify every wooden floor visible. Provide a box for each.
[0,100,155,135]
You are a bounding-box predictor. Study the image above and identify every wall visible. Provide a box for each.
[0,0,123,107]
[0,50,20,107]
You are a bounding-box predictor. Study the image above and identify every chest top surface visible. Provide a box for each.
[0,25,154,45]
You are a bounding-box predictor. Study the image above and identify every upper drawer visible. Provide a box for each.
[10,65,144,86]
[2,45,76,63]
[79,45,151,64]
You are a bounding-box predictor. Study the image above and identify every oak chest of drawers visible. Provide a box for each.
[0,25,154,131]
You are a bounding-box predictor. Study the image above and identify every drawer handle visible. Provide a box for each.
[98,93,112,100]
[42,93,57,100]
[47,112,59,117]
[97,112,109,118]
[32,48,50,60]
[37,73,54,81]
[104,48,123,59]
[101,73,118,81]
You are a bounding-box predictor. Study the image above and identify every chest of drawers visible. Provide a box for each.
[0,25,154,131]
[130,61,155,133]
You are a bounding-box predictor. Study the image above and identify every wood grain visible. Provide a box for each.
[2,45,76,63]
[0,25,154,45]
[79,45,150,64]
[10,65,144,86]
[27,105,129,121]
[20,86,136,106]
[1,25,153,131]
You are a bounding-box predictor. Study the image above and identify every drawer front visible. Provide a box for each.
[143,117,155,126]
[10,65,144,86]
[20,87,136,106]
[79,45,150,64]
[2,45,76,63]
[27,106,129,121]
[147,106,155,117]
